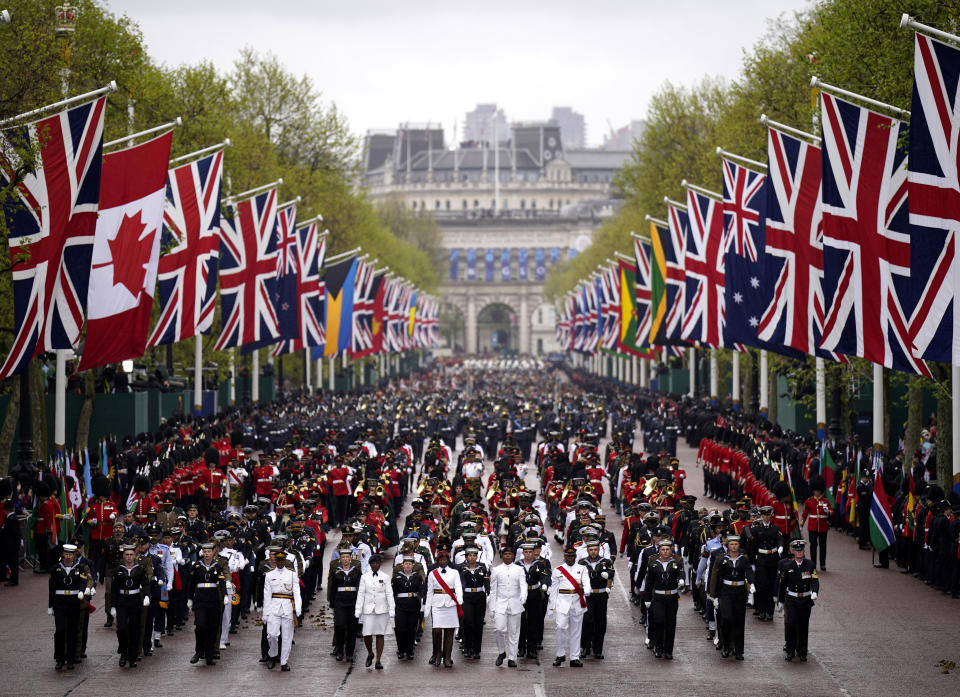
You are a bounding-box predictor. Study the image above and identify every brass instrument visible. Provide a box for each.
[353,479,365,497]
[375,484,385,497]
[416,478,427,496]
[642,477,659,497]
[663,484,676,498]
[486,480,500,501]
[285,484,296,496]
[508,486,519,498]
[582,483,595,497]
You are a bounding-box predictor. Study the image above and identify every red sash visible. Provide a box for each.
[432,568,463,618]
[557,566,586,608]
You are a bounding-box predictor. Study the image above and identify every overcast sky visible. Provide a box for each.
[108,0,812,146]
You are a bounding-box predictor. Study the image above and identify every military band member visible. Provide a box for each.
[263,550,302,671]
[489,546,526,667]
[777,539,820,662]
[518,541,550,660]
[110,544,148,668]
[548,546,591,667]
[48,543,94,670]
[643,538,684,659]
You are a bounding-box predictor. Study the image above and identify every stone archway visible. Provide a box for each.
[440,282,545,355]
[476,302,517,355]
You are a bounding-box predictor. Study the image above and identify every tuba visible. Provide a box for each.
[642,477,659,497]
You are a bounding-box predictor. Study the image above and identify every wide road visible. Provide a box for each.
[3,420,959,697]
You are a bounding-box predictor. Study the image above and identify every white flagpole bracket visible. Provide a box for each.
[810,77,910,120]
[643,215,668,228]
[716,146,767,172]
[104,117,182,150]
[901,14,960,45]
[664,196,687,211]
[226,178,283,205]
[760,114,821,145]
[170,138,231,165]
[681,180,723,201]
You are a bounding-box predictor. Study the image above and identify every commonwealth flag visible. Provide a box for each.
[323,256,357,357]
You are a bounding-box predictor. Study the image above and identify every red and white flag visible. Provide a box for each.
[79,132,173,370]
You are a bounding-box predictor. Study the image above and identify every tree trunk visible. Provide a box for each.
[75,371,96,452]
[936,364,952,489]
[30,360,47,462]
[0,378,21,477]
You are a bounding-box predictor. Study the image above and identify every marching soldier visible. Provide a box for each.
[489,545,526,667]
[518,541,550,660]
[548,546,591,667]
[458,545,489,660]
[749,505,783,621]
[799,476,832,571]
[110,544,148,668]
[328,542,362,662]
[708,535,755,660]
[643,538,684,659]
[579,538,614,659]
[48,543,94,670]
[777,539,819,662]
[263,550,302,671]
[392,555,425,661]
[187,542,228,666]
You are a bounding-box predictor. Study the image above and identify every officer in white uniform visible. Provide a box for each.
[488,546,527,667]
[262,551,302,671]
[548,546,592,667]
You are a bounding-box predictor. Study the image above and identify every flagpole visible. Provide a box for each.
[225,179,283,205]
[277,196,301,211]
[688,347,695,399]
[324,247,363,266]
[872,362,884,452]
[709,351,718,405]
[193,335,202,416]
[732,351,740,411]
[0,80,117,128]
[810,77,910,119]
[759,350,769,416]
[901,13,960,44]
[229,350,236,405]
[715,146,767,172]
[681,180,723,201]
[304,349,311,395]
[759,114,822,145]
[953,365,960,493]
[816,357,826,440]
[329,356,335,392]
[170,139,231,165]
[251,350,259,403]
[103,117,182,150]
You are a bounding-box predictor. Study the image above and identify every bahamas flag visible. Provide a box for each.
[408,290,418,344]
[323,256,357,357]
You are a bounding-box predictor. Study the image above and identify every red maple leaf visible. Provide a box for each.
[102,211,154,297]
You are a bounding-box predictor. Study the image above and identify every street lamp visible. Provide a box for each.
[55,4,77,37]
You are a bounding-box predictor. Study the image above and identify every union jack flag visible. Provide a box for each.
[0,97,106,377]
[907,33,960,366]
[147,150,223,347]
[819,93,928,375]
[382,278,400,353]
[213,187,280,351]
[633,237,653,348]
[556,296,572,350]
[351,258,375,355]
[582,280,599,353]
[657,204,688,344]
[271,223,326,356]
[757,127,841,360]
[681,188,727,348]
[272,203,299,348]
[572,288,585,352]
[599,263,620,351]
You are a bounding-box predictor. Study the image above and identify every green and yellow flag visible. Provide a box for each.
[649,220,669,345]
[617,257,653,357]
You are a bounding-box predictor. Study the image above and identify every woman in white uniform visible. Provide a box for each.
[354,554,395,669]
[425,547,463,667]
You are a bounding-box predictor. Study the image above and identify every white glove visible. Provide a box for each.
[678,578,686,590]
[110,607,117,618]
[47,607,54,616]
[811,591,818,600]
[89,518,98,526]
[223,595,230,606]
[600,571,609,579]
[776,602,784,613]
[354,611,361,619]
[749,584,756,594]
[143,596,150,607]
[389,610,395,619]
[109,512,117,520]
[85,587,96,597]
[225,582,234,594]
[187,600,193,610]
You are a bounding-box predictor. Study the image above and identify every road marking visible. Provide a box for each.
[534,682,546,697]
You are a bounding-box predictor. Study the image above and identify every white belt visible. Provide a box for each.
[338,586,357,592]
[787,590,811,598]
[332,480,345,484]
[196,582,218,588]
[396,592,418,598]
[463,587,484,593]
[757,549,777,555]
[119,589,140,595]
[55,590,81,595]
[654,589,679,596]
[808,515,827,519]
[590,588,609,594]
[256,479,271,483]
[723,580,746,587]
[528,583,541,589]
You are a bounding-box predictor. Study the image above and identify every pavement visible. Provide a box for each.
[3,424,960,697]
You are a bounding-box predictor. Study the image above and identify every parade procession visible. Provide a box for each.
[3,2,960,697]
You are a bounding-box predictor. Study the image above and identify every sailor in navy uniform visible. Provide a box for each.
[776,539,820,661]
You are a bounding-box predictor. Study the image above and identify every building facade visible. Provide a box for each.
[362,122,629,355]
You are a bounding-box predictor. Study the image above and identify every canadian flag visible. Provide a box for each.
[80,132,172,370]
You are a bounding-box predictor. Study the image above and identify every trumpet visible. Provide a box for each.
[375,484,385,497]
